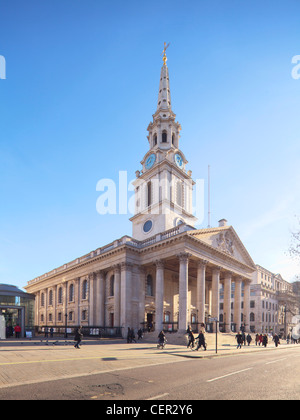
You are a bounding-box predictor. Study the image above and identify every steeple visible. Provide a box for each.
[130,44,198,240]
[156,43,172,112]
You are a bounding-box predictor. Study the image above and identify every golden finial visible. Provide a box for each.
[161,42,170,65]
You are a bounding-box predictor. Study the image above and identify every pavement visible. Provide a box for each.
[0,336,298,391]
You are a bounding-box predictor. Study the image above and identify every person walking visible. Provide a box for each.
[246,333,252,346]
[236,331,243,349]
[74,327,83,349]
[259,333,263,346]
[255,334,260,346]
[262,334,268,348]
[195,331,207,351]
[273,334,280,348]
[187,328,195,349]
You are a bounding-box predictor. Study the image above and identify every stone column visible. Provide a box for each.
[74,277,80,325]
[88,273,95,326]
[96,270,106,327]
[244,280,251,332]
[138,267,146,327]
[155,260,165,332]
[178,253,189,332]
[120,262,132,335]
[114,265,121,327]
[197,260,207,325]
[212,267,221,333]
[224,272,232,333]
[234,277,242,332]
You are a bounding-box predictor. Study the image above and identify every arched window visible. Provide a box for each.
[146,274,154,296]
[162,131,167,143]
[172,133,175,145]
[58,287,63,304]
[41,293,45,307]
[153,134,157,146]
[69,284,74,302]
[110,275,115,297]
[82,279,88,300]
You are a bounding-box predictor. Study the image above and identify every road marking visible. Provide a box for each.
[147,393,169,400]
[207,368,253,383]
[265,358,286,365]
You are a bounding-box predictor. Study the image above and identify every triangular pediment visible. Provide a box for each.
[188,226,256,269]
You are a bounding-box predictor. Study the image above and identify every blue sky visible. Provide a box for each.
[0,0,300,289]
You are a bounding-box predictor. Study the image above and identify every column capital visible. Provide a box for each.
[154,259,165,269]
[120,261,133,271]
[197,259,209,268]
[212,266,222,274]
[112,264,121,274]
[177,252,191,263]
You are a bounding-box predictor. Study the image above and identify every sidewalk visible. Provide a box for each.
[0,336,298,390]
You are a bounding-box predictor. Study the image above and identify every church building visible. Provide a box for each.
[25,47,256,337]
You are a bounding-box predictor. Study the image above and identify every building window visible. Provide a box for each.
[146,274,154,296]
[110,275,115,297]
[250,300,255,308]
[58,312,62,322]
[82,310,87,321]
[82,279,88,300]
[41,293,45,307]
[147,181,152,206]
[162,131,167,143]
[176,181,182,206]
[68,311,73,321]
[58,287,63,304]
[153,134,157,146]
[250,313,255,322]
[49,290,53,306]
[69,284,74,302]
[172,133,175,145]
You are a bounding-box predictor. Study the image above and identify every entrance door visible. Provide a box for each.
[147,313,154,331]
[1,308,22,337]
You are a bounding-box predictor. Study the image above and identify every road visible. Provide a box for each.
[0,340,299,400]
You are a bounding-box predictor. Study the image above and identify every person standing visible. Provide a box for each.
[246,333,252,346]
[273,334,280,348]
[14,324,21,339]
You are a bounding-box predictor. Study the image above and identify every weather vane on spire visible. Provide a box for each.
[161,42,170,65]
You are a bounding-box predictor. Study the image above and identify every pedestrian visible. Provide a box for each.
[137,328,143,340]
[273,334,280,348]
[157,330,166,349]
[255,334,259,346]
[74,326,83,349]
[44,327,48,338]
[246,333,252,346]
[50,327,54,338]
[14,324,21,339]
[187,329,195,349]
[127,327,132,343]
[195,331,207,351]
[242,332,246,346]
[236,331,243,349]
[259,333,263,346]
[262,334,268,348]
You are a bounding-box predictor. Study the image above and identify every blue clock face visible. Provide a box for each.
[145,153,156,170]
[174,153,183,168]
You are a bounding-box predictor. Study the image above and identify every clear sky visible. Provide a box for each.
[0,0,300,290]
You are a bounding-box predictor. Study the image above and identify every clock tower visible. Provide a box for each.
[130,45,198,240]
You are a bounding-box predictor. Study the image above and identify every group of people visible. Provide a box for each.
[127,327,144,343]
[236,332,281,349]
[186,326,207,351]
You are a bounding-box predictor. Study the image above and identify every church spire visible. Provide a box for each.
[156,42,172,112]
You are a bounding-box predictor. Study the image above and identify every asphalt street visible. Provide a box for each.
[0,339,299,400]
